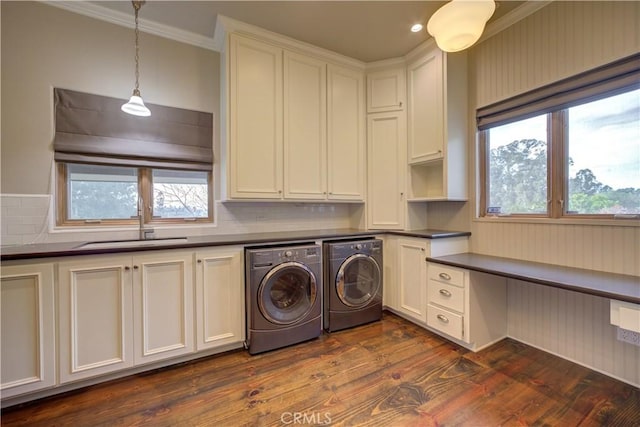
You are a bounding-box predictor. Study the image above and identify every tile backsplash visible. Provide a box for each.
[1,194,356,246]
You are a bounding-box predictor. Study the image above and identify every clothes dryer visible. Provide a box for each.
[323,239,383,332]
[245,243,322,354]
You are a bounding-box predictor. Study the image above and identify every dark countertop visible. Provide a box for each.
[1,228,471,261]
[427,253,640,304]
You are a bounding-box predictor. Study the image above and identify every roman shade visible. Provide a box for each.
[476,53,640,130]
[53,88,213,171]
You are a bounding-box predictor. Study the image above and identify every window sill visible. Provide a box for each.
[474,216,640,227]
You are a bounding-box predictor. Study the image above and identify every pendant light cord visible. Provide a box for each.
[132,1,144,96]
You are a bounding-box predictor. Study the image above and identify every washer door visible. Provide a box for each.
[258,261,318,325]
[336,254,381,308]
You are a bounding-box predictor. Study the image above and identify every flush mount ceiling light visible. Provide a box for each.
[411,23,424,33]
[427,0,496,53]
[121,0,151,117]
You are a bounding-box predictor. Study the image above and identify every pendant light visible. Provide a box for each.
[427,0,496,53]
[122,0,151,117]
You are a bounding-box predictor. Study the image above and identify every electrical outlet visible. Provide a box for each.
[617,327,640,346]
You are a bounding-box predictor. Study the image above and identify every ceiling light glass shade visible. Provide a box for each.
[121,91,151,117]
[427,0,496,52]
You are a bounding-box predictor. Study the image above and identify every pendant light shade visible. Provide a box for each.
[427,0,496,53]
[122,1,151,117]
[122,91,151,117]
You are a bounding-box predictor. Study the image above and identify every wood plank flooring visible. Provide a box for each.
[2,312,639,426]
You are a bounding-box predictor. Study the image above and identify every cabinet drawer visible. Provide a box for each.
[427,304,463,341]
[428,280,464,312]
[428,264,464,287]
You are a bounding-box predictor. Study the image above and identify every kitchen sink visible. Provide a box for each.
[78,238,189,249]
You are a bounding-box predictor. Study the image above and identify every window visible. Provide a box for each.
[478,54,639,220]
[57,163,212,226]
[53,88,214,227]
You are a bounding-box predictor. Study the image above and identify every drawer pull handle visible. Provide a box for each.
[439,289,452,297]
[439,272,451,280]
[437,314,449,323]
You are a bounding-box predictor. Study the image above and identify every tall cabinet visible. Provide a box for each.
[405,44,468,201]
[366,66,408,230]
[221,27,366,202]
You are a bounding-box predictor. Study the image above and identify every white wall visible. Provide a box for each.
[0,2,355,245]
[429,1,640,387]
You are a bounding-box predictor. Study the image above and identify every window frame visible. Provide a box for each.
[478,98,639,220]
[56,162,214,227]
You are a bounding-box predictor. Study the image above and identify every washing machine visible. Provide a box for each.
[323,238,383,332]
[245,243,322,354]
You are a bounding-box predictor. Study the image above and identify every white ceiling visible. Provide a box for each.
[86,1,524,62]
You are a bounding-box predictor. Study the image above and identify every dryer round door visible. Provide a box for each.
[258,261,318,325]
[336,254,381,308]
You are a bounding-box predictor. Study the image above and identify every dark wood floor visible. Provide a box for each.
[2,312,639,426]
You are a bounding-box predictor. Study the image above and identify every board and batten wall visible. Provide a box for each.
[429,1,640,386]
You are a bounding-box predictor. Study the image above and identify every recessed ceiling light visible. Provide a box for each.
[411,24,423,33]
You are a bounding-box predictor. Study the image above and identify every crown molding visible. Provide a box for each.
[41,1,216,51]
[41,0,553,63]
[214,15,366,70]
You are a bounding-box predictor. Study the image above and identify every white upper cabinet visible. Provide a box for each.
[224,30,366,202]
[406,46,468,201]
[407,50,444,163]
[283,50,327,199]
[366,67,406,113]
[327,64,365,200]
[229,34,283,199]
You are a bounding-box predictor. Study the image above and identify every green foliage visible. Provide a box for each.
[489,139,547,214]
[490,139,640,215]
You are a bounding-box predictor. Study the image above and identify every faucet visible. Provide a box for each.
[138,196,155,240]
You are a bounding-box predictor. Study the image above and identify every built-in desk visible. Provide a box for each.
[426,253,640,305]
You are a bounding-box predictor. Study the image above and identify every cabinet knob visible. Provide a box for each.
[438,272,451,281]
[439,289,452,297]
[133,265,139,270]
[436,314,449,323]
[124,266,131,271]
[197,259,202,263]
[420,247,425,252]
[278,190,282,194]
[399,101,403,107]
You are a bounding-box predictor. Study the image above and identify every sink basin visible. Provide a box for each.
[78,238,189,250]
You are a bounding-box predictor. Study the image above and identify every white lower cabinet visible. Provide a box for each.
[396,238,428,323]
[384,236,468,320]
[195,247,244,351]
[1,263,56,398]
[58,251,194,383]
[133,252,194,365]
[426,263,507,351]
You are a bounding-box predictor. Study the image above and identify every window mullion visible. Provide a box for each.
[139,168,152,224]
[550,110,568,218]
[478,130,489,217]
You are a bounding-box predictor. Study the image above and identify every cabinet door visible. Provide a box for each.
[229,33,283,199]
[195,247,244,351]
[58,256,134,383]
[327,64,365,201]
[397,238,428,323]
[407,49,444,164]
[367,112,406,230]
[283,50,327,199]
[366,68,406,113]
[133,252,194,365]
[1,263,55,398]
